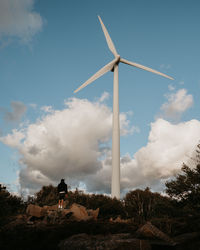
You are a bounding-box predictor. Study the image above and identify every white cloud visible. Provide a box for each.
[41,105,53,113]
[135,119,199,179]
[160,89,193,120]
[98,92,109,103]
[85,119,200,195]
[168,84,175,91]
[1,96,200,196]
[0,96,134,194]
[0,0,44,43]
[1,129,25,148]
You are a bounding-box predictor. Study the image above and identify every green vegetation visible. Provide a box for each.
[1,162,200,236]
[33,184,59,206]
[32,186,126,219]
[28,163,200,223]
[124,187,177,222]
[166,164,200,211]
[0,188,24,226]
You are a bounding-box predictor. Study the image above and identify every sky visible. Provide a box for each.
[0,0,200,197]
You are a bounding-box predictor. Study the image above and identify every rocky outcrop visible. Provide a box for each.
[26,203,99,222]
[137,221,175,245]
[43,204,58,211]
[26,204,46,218]
[59,233,151,250]
[70,203,90,221]
[87,208,99,220]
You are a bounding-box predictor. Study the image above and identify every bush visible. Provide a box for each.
[63,189,126,219]
[166,164,200,211]
[0,188,24,226]
[124,188,176,222]
[33,185,59,206]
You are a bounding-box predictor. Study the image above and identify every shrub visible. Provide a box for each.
[34,185,59,206]
[124,188,176,222]
[0,188,24,226]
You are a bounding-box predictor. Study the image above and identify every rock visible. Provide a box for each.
[43,204,63,211]
[60,209,71,216]
[63,200,69,208]
[26,203,99,222]
[87,208,99,220]
[112,216,131,223]
[26,204,46,218]
[59,233,151,250]
[137,221,175,245]
[69,203,91,221]
[43,201,68,211]
[45,210,58,223]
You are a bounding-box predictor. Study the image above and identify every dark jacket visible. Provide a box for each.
[57,181,68,193]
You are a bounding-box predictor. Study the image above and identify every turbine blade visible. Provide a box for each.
[74,58,118,93]
[98,16,118,57]
[120,58,174,80]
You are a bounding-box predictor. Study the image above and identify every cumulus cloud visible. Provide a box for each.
[1,95,200,196]
[84,119,200,195]
[1,129,25,147]
[1,101,27,123]
[160,89,193,120]
[132,119,200,182]
[0,96,134,194]
[120,119,200,193]
[0,0,43,43]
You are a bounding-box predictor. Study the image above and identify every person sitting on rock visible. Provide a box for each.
[57,179,68,209]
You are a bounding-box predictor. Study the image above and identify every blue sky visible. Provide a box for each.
[0,0,200,196]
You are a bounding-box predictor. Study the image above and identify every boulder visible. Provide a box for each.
[112,216,130,223]
[48,204,59,211]
[59,233,151,250]
[26,203,99,222]
[87,208,99,220]
[61,209,72,216]
[26,204,46,218]
[63,200,69,208]
[45,210,58,223]
[69,203,91,221]
[137,221,175,245]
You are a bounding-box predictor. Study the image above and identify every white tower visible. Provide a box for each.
[74,16,173,199]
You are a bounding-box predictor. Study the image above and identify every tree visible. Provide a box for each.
[165,164,200,210]
[124,188,175,222]
[0,187,24,226]
[34,185,59,206]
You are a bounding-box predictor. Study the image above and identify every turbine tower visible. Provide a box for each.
[74,16,173,199]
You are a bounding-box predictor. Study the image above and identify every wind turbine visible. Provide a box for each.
[74,16,173,199]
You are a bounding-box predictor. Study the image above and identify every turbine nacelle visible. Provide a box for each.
[111,55,120,71]
[115,55,120,61]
